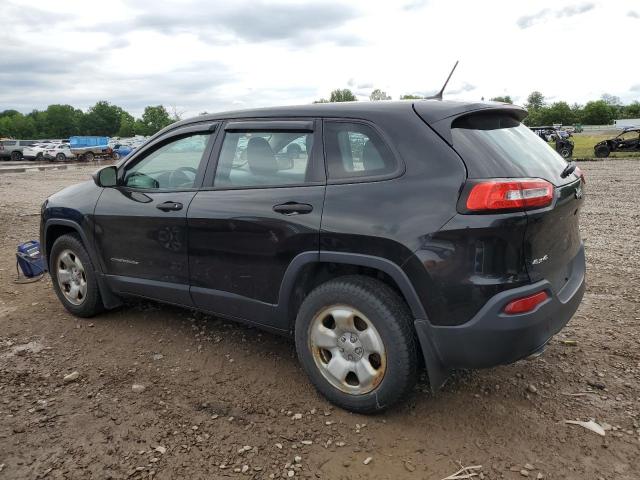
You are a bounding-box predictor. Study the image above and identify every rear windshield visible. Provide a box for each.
[451,112,569,185]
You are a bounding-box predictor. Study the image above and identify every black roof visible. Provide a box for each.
[161,100,526,136]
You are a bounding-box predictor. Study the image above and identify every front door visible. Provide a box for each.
[187,120,325,329]
[94,126,216,305]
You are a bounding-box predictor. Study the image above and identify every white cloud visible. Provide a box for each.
[0,0,638,118]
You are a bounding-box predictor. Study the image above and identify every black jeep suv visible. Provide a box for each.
[40,100,586,413]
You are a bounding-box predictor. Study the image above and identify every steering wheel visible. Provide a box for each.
[168,166,198,188]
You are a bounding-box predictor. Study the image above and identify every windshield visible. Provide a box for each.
[451,112,570,185]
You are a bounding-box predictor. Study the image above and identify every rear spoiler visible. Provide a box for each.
[413,102,527,145]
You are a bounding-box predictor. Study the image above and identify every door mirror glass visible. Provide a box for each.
[93,165,118,187]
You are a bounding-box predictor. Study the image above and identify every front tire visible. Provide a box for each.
[50,234,103,317]
[56,153,66,162]
[11,151,22,161]
[295,275,418,413]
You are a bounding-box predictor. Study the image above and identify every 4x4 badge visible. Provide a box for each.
[575,186,583,199]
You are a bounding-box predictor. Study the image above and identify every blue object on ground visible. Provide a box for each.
[16,240,46,277]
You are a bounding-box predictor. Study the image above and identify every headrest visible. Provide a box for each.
[247,137,277,174]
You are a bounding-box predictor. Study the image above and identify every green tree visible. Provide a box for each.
[570,103,584,124]
[581,100,615,125]
[525,91,545,110]
[490,95,513,104]
[0,112,37,138]
[81,101,124,135]
[0,109,20,118]
[369,89,391,101]
[400,94,423,100]
[43,104,83,138]
[117,111,136,137]
[620,101,640,119]
[137,105,173,136]
[26,110,49,138]
[329,89,357,102]
[539,101,575,125]
[0,115,18,137]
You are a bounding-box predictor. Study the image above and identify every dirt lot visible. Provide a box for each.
[0,161,638,480]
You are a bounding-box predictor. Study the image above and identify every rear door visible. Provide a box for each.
[447,111,585,295]
[187,119,325,329]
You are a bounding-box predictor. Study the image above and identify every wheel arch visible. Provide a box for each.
[279,251,428,329]
[44,219,122,309]
[278,251,449,392]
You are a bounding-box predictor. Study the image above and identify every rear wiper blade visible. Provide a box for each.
[561,161,577,178]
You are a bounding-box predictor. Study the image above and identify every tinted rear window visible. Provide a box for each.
[451,112,569,185]
[2,141,17,146]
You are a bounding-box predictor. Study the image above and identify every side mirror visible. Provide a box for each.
[93,165,118,187]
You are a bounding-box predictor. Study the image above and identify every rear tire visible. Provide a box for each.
[595,145,610,158]
[112,152,120,161]
[11,151,22,161]
[56,153,66,162]
[50,234,103,318]
[84,152,95,162]
[295,275,418,413]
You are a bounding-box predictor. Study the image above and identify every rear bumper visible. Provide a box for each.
[416,244,585,371]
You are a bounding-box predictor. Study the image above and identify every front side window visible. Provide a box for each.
[123,133,211,190]
[214,130,314,188]
[324,121,398,180]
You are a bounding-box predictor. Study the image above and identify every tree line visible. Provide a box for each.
[3,89,639,140]
[315,89,640,126]
[510,92,640,126]
[0,101,176,139]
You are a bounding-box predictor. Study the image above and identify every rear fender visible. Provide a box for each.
[278,251,449,391]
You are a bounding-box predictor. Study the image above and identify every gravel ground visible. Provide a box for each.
[0,160,638,480]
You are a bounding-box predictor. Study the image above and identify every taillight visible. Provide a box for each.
[503,291,549,314]
[465,179,553,212]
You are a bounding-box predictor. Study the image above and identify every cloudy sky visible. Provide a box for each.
[1,0,639,117]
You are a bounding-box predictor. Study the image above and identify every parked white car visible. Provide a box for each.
[23,143,53,160]
[44,144,75,162]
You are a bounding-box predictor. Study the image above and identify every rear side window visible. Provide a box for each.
[324,121,397,180]
[214,131,315,188]
[2,141,17,146]
[451,112,568,184]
